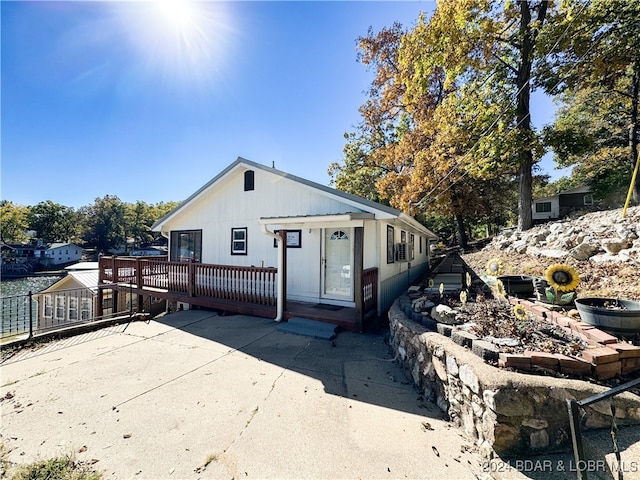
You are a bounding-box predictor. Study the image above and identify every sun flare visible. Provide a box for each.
[115,0,235,86]
[154,0,196,30]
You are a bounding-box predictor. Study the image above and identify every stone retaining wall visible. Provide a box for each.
[388,295,640,458]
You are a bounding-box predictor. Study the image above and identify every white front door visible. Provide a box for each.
[321,228,353,300]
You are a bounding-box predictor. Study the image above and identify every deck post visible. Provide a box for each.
[97,288,104,319]
[279,230,288,312]
[354,226,364,332]
[188,259,195,297]
[136,259,144,312]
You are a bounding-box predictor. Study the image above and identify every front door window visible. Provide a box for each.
[322,228,353,300]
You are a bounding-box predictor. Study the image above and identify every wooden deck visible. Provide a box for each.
[98,256,377,333]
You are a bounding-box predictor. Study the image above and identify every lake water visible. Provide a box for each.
[0,275,64,298]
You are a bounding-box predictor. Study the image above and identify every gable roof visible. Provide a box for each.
[152,157,437,238]
[48,242,82,250]
[534,185,591,203]
[38,270,99,294]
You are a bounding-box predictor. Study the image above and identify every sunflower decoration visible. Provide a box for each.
[459,290,468,307]
[486,257,504,277]
[428,279,435,288]
[465,272,472,289]
[495,279,506,298]
[545,264,580,292]
[513,303,528,321]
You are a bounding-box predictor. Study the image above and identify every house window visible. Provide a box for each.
[410,234,415,260]
[81,298,92,320]
[244,170,255,191]
[231,228,247,255]
[273,230,302,248]
[419,236,423,254]
[55,295,65,321]
[170,230,202,262]
[386,225,395,264]
[584,195,593,206]
[69,297,78,321]
[43,295,53,318]
[330,230,349,240]
[535,202,552,213]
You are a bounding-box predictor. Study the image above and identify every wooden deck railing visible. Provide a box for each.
[99,256,277,306]
[100,257,377,314]
[362,267,378,314]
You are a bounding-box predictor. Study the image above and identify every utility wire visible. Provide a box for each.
[414,0,591,208]
[424,33,602,208]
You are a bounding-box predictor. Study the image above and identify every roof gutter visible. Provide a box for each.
[260,224,284,322]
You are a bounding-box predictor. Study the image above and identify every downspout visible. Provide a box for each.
[260,224,284,322]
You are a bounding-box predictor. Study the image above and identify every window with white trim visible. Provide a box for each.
[81,298,92,320]
[231,228,247,255]
[535,202,552,213]
[55,295,66,320]
[69,297,78,321]
[43,295,53,318]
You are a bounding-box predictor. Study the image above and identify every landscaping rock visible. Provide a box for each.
[430,304,462,325]
[569,239,600,260]
[601,238,632,254]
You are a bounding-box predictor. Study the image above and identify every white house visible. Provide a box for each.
[36,269,100,330]
[129,246,168,256]
[36,263,145,331]
[42,243,83,266]
[149,157,438,328]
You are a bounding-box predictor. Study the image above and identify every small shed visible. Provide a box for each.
[532,186,594,223]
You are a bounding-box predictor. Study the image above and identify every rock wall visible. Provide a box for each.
[494,207,640,263]
[388,295,640,458]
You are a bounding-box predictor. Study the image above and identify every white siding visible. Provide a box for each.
[159,163,434,306]
[161,167,370,303]
[532,197,560,221]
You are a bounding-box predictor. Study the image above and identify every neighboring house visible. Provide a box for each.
[35,262,141,331]
[130,246,168,256]
[65,261,100,271]
[1,244,37,274]
[149,157,438,324]
[35,268,100,330]
[42,243,83,267]
[532,186,594,223]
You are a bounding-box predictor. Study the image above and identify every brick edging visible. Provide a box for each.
[399,293,640,380]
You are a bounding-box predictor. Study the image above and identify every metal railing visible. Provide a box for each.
[567,377,640,480]
[1,291,34,339]
[1,286,135,341]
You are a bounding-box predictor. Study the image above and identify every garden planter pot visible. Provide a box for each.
[575,298,640,335]
[497,275,535,298]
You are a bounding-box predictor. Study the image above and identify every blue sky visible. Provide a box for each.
[2,1,563,209]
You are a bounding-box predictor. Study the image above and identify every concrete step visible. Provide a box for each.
[277,317,338,340]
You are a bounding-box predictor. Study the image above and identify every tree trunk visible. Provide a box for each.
[450,186,468,250]
[456,213,468,250]
[516,0,548,231]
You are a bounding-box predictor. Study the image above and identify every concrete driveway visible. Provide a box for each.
[1,310,486,479]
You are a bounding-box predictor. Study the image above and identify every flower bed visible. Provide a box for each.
[388,295,640,457]
[409,288,640,381]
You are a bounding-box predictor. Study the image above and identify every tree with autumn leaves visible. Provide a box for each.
[330,0,639,245]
